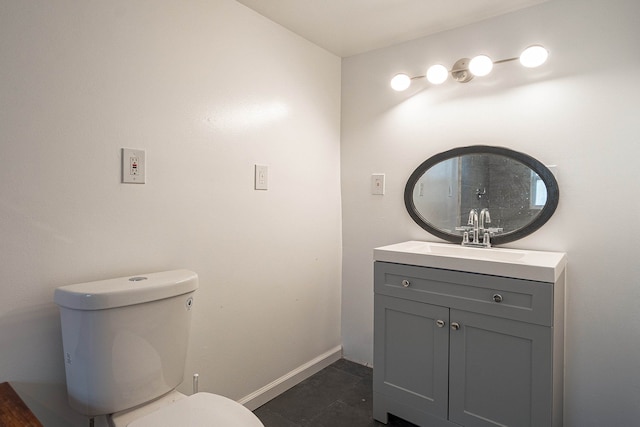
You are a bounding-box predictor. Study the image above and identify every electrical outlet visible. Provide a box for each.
[122,148,145,184]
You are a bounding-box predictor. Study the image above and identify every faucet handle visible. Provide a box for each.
[483,232,491,248]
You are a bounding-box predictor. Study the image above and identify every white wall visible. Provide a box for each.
[340,0,640,425]
[0,0,342,425]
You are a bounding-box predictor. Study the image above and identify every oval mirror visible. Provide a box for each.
[404,145,559,245]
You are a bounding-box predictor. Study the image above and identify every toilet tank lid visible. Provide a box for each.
[54,270,198,310]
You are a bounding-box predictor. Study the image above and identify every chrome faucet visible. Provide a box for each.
[480,208,491,247]
[458,208,499,248]
[468,209,479,244]
[480,208,491,229]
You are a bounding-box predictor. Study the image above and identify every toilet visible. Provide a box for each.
[54,269,264,426]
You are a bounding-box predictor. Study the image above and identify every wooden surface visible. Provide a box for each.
[0,382,43,427]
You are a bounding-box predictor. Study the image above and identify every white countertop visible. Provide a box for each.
[374,241,566,282]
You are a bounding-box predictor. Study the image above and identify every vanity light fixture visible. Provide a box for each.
[390,45,549,91]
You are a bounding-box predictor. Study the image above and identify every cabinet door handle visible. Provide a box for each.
[436,319,446,328]
[401,279,411,288]
[492,294,503,303]
[451,322,461,331]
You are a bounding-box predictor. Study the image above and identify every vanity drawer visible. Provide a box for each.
[374,262,554,326]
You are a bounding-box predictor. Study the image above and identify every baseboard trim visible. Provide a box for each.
[238,345,343,411]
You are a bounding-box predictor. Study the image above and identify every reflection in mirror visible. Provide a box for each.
[405,146,559,245]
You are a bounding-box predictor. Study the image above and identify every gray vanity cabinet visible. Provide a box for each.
[373,261,564,427]
[374,295,450,421]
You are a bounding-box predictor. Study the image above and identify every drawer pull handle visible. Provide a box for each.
[401,279,411,288]
[493,294,503,303]
[436,319,445,328]
[451,322,461,331]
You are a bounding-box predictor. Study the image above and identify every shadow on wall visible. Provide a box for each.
[0,304,87,426]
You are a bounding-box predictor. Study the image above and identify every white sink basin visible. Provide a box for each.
[374,241,566,282]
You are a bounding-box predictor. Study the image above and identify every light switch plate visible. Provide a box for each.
[255,164,268,190]
[372,173,385,195]
[122,148,145,184]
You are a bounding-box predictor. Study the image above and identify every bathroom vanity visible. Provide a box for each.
[372,241,566,427]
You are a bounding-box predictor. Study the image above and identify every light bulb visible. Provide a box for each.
[426,64,448,85]
[520,45,548,68]
[469,55,493,77]
[390,73,411,91]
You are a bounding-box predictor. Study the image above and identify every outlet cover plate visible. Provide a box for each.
[122,148,145,184]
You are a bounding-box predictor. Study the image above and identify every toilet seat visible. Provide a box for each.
[125,392,264,427]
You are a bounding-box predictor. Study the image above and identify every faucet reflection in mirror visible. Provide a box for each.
[457,208,503,248]
[390,45,549,91]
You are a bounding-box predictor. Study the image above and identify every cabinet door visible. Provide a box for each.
[449,309,552,427]
[374,294,450,420]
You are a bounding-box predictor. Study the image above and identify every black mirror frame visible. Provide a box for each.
[404,145,559,246]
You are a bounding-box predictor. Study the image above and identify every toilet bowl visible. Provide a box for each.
[109,390,263,427]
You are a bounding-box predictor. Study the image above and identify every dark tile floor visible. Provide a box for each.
[253,358,417,427]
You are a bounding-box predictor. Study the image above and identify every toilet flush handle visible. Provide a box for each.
[193,373,199,394]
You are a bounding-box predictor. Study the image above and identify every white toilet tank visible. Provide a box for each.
[54,270,198,417]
